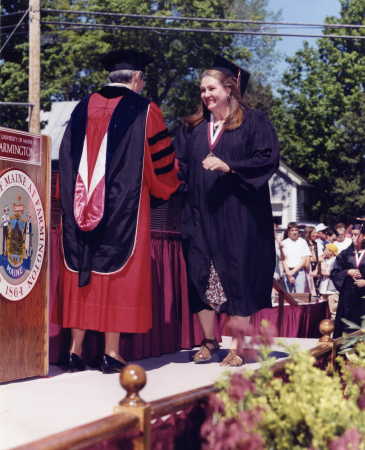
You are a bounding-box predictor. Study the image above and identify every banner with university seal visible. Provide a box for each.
[0,168,45,301]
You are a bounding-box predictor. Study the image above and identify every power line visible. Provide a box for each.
[41,8,365,30]
[0,102,34,107]
[41,20,365,40]
[0,8,29,55]
[0,24,28,31]
[0,10,26,17]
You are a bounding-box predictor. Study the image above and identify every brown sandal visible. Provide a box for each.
[220,349,245,367]
[193,338,219,363]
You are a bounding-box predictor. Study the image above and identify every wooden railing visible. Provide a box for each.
[13,320,349,450]
[13,414,140,450]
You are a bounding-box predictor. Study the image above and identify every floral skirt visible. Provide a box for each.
[205,262,228,312]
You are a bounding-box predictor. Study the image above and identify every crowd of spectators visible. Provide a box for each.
[275,221,353,318]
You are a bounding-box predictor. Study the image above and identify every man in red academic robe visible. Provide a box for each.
[59,49,181,373]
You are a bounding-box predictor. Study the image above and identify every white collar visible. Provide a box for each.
[105,82,131,89]
[209,114,224,144]
[355,249,365,267]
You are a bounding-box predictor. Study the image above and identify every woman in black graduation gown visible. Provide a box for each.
[331,223,365,338]
[175,56,280,366]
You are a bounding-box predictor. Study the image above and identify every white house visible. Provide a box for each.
[270,161,312,227]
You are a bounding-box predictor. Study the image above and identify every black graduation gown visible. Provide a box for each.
[175,108,280,316]
[331,244,365,337]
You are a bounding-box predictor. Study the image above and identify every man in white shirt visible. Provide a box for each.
[334,222,352,253]
[315,223,328,257]
[282,223,311,293]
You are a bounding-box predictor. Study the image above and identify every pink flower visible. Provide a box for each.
[202,416,265,450]
[329,428,362,449]
[357,394,365,410]
[207,393,225,415]
[350,367,365,386]
[238,407,263,430]
[228,373,256,402]
[239,347,259,363]
[250,320,276,347]
[227,319,255,340]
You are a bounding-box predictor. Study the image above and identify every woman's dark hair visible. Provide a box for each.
[283,222,299,239]
[183,69,247,130]
[325,228,338,238]
[304,226,316,242]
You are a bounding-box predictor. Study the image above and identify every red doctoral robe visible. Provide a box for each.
[60,91,180,333]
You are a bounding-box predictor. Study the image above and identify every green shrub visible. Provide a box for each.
[202,333,365,449]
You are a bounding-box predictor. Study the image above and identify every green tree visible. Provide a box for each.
[1,0,280,130]
[0,0,29,127]
[273,0,365,223]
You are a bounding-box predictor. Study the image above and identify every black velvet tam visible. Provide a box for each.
[101,49,153,72]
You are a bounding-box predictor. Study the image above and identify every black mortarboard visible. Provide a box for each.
[101,49,153,72]
[211,55,250,96]
[354,218,365,233]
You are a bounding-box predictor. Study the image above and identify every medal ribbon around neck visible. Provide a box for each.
[355,250,365,268]
[207,114,224,151]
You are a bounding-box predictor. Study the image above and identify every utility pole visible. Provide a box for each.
[28,0,40,133]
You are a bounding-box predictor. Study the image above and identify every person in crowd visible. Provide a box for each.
[175,55,279,367]
[324,228,338,244]
[315,223,328,256]
[283,221,297,240]
[59,49,181,372]
[335,222,352,253]
[304,226,321,296]
[331,222,365,337]
[274,222,285,283]
[319,243,339,318]
[346,224,354,238]
[272,222,286,304]
[282,223,311,293]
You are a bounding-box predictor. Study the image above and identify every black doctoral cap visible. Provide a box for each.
[101,49,153,72]
[354,217,365,233]
[211,55,250,96]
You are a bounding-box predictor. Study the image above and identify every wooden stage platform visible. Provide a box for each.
[1,337,319,449]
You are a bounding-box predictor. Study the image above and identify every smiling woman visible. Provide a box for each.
[200,75,230,120]
[175,55,280,367]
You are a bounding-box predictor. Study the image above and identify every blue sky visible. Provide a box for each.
[267,0,341,76]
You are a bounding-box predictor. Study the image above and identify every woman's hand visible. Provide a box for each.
[354,279,365,288]
[202,155,230,173]
[348,269,362,279]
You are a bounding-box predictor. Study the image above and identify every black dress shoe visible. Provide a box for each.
[65,353,86,372]
[100,354,126,374]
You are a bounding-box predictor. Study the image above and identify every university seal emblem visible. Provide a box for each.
[0,169,45,300]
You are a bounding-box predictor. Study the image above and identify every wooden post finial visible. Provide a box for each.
[119,364,147,407]
[319,319,334,343]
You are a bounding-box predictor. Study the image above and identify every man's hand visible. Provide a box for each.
[202,155,230,173]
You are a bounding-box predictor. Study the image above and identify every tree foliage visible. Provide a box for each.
[0,0,280,130]
[273,0,365,222]
[0,0,29,127]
